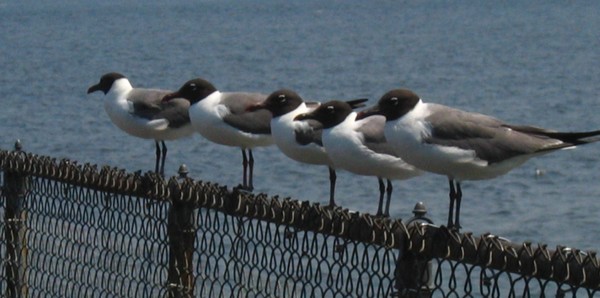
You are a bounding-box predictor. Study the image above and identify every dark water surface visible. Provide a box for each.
[2,1,600,250]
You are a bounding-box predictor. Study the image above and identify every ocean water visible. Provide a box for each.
[1,1,600,252]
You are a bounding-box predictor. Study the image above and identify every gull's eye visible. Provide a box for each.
[389,97,399,106]
[189,83,197,91]
[326,105,335,113]
[278,94,286,103]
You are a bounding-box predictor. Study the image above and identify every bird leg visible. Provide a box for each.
[154,141,161,175]
[384,179,393,217]
[376,177,385,216]
[328,167,337,207]
[447,180,456,228]
[447,180,463,231]
[241,149,249,189]
[159,141,167,177]
[248,149,254,191]
[454,182,462,230]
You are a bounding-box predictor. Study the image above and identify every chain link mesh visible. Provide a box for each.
[191,211,398,297]
[22,177,170,297]
[1,149,599,297]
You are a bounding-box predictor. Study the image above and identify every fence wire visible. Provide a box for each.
[12,176,169,297]
[1,148,600,297]
[191,210,398,297]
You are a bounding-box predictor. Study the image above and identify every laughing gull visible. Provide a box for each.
[162,78,273,191]
[359,88,600,229]
[87,72,193,176]
[295,100,422,216]
[246,89,368,207]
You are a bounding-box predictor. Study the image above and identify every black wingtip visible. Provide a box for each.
[507,124,600,144]
[346,98,369,109]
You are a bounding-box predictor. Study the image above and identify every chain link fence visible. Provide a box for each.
[1,145,599,297]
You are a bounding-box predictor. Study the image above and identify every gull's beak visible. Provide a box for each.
[87,84,102,94]
[356,104,382,120]
[162,92,180,102]
[294,112,313,121]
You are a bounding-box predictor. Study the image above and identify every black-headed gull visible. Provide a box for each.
[247,89,368,207]
[162,78,273,191]
[295,100,422,216]
[360,88,600,229]
[87,72,193,176]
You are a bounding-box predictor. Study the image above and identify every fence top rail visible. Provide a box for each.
[1,148,599,289]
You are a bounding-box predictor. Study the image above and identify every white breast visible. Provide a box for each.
[324,113,420,180]
[271,104,330,165]
[102,80,193,141]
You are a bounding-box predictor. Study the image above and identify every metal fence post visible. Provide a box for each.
[3,140,29,298]
[396,202,433,298]
[166,165,197,298]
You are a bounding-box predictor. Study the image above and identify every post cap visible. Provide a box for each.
[412,201,427,217]
[178,164,189,178]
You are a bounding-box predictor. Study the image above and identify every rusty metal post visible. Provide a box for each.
[3,140,29,298]
[166,165,197,298]
[395,202,433,298]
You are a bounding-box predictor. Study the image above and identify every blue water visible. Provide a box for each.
[1,1,600,251]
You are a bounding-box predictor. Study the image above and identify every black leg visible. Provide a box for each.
[248,149,254,191]
[328,167,337,207]
[454,182,462,230]
[241,149,248,189]
[376,177,385,216]
[160,141,167,177]
[448,179,456,228]
[154,141,161,174]
[384,179,393,217]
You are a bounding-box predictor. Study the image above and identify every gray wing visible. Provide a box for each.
[295,119,323,146]
[128,88,191,128]
[357,115,397,155]
[154,97,191,128]
[424,104,560,163]
[220,92,271,134]
[357,115,386,143]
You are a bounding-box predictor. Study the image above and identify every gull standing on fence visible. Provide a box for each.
[246,89,368,207]
[294,100,422,217]
[359,88,600,229]
[162,78,273,191]
[87,72,193,176]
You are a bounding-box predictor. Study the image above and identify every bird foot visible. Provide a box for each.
[374,211,391,218]
[234,184,254,193]
[323,203,342,213]
[446,224,462,233]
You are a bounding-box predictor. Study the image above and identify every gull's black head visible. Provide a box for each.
[87,72,126,95]
[163,78,217,104]
[359,89,420,121]
[377,89,420,121]
[294,100,353,129]
[247,89,304,117]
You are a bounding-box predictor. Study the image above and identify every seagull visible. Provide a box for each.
[162,78,273,191]
[359,88,600,229]
[87,72,193,176]
[246,89,368,207]
[295,100,422,216]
